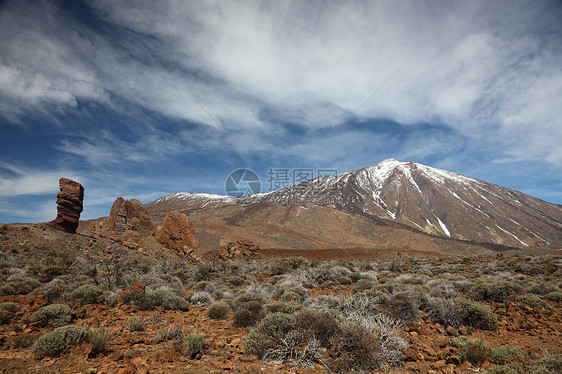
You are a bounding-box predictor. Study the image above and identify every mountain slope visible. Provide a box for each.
[146,159,562,250]
[255,159,562,248]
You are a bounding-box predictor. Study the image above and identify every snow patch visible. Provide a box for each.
[436,217,451,237]
[496,225,529,246]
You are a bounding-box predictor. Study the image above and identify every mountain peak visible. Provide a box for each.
[146,160,562,250]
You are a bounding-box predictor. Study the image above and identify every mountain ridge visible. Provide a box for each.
[146,159,562,250]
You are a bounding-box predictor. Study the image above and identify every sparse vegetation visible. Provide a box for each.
[0,302,18,325]
[0,229,559,373]
[31,325,88,357]
[330,323,380,372]
[490,345,528,365]
[126,316,145,332]
[87,327,111,356]
[70,284,105,305]
[469,281,523,303]
[527,354,562,374]
[121,289,189,311]
[207,301,230,320]
[32,304,73,328]
[455,298,498,330]
[184,333,205,358]
[458,338,491,366]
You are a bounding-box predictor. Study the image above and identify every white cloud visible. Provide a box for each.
[0,0,561,167]
[0,161,82,197]
[90,0,562,164]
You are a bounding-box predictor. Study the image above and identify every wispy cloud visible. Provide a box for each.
[0,161,81,197]
[0,0,561,223]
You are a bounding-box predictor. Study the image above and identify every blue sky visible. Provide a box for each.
[1,0,561,223]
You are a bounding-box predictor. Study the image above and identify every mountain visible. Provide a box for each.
[146,159,562,251]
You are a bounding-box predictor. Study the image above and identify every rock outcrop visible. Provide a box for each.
[47,178,84,233]
[218,240,261,260]
[103,197,154,235]
[156,211,201,261]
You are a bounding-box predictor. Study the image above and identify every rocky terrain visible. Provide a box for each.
[0,223,560,373]
[47,178,84,234]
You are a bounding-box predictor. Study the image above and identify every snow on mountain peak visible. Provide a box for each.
[363,159,478,187]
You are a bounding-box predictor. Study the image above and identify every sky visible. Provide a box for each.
[1,0,561,223]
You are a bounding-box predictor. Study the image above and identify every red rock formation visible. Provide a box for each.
[157,211,201,261]
[218,240,261,260]
[47,178,84,233]
[103,197,154,234]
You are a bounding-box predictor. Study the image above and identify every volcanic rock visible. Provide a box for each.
[156,211,201,261]
[103,197,154,234]
[47,177,84,233]
[218,240,261,260]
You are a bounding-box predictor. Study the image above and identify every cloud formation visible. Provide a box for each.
[0,0,561,222]
[1,1,560,158]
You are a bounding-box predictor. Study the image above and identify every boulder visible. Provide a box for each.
[157,211,201,261]
[103,197,154,234]
[218,240,261,260]
[47,178,84,233]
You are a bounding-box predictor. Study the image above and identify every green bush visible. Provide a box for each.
[0,302,18,313]
[515,294,548,309]
[469,281,523,303]
[31,325,88,357]
[32,304,73,327]
[33,282,69,303]
[382,291,421,323]
[330,323,380,373]
[87,327,110,356]
[245,312,297,358]
[121,289,153,310]
[528,354,562,374]
[193,281,216,293]
[149,290,189,311]
[207,301,230,320]
[0,300,19,324]
[353,278,377,294]
[455,298,498,330]
[272,286,309,304]
[233,292,268,307]
[295,310,341,348]
[0,284,16,296]
[278,291,303,304]
[126,316,145,332]
[35,265,63,283]
[543,292,562,302]
[70,284,105,305]
[526,283,557,296]
[232,300,266,328]
[490,346,528,364]
[270,257,308,275]
[458,338,491,366]
[5,276,41,295]
[122,289,189,311]
[184,333,205,358]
